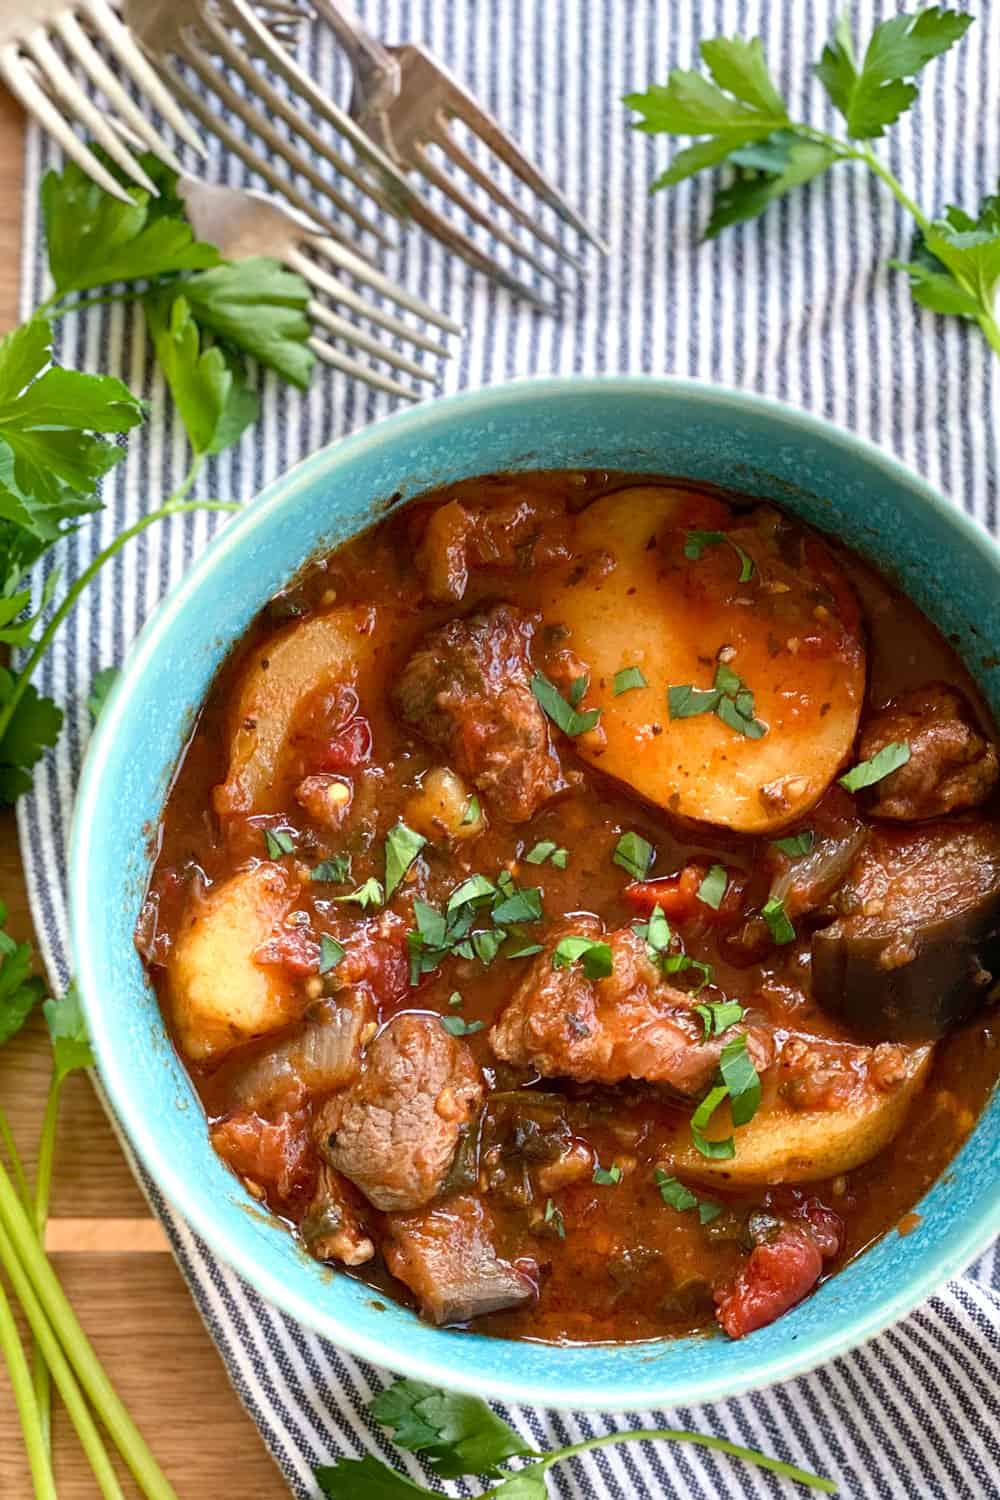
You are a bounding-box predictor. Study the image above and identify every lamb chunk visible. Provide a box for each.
[393,605,567,823]
[489,919,773,1093]
[858,683,998,821]
[384,1194,537,1325]
[813,818,1000,1039]
[301,1161,374,1267]
[317,1014,484,1211]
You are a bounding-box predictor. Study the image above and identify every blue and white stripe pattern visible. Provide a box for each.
[15,2,1000,1495]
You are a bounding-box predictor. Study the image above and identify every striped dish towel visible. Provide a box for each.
[15,2,1000,1495]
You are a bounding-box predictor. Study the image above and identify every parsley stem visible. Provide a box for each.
[46,291,145,323]
[513,1429,837,1494]
[0,1103,32,1212]
[0,1158,176,1499]
[30,1072,63,1453]
[0,1214,128,1500]
[0,484,236,752]
[0,1275,55,1500]
[851,145,931,238]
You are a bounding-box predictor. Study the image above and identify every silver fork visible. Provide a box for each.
[177,173,459,401]
[123,0,594,307]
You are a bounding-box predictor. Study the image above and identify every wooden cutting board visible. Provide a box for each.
[0,89,286,1499]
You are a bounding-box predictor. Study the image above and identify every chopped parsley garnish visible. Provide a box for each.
[552,935,614,980]
[311,853,352,884]
[661,952,713,993]
[696,863,728,910]
[525,840,568,868]
[263,827,296,859]
[684,529,755,583]
[318,934,345,975]
[690,1084,736,1160]
[460,794,481,826]
[384,822,427,900]
[667,656,767,740]
[472,929,505,966]
[543,1198,566,1238]
[646,903,671,952]
[771,830,815,857]
[634,904,713,993]
[613,831,654,880]
[613,665,648,695]
[762,895,796,945]
[690,1034,761,1159]
[334,877,384,911]
[507,942,544,959]
[491,886,543,926]
[531,671,601,736]
[447,874,497,913]
[694,1000,745,1041]
[448,991,463,1008]
[592,1162,623,1186]
[654,1168,722,1225]
[839,740,911,792]
[568,673,589,707]
[441,1015,485,1037]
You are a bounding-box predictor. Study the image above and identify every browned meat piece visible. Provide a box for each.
[384,1194,537,1324]
[858,683,998,821]
[490,919,773,1093]
[316,1013,484,1211]
[414,493,571,604]
[301,1162,374,1266]
[393,605,567,823]
[777,1034,917,1112]
[813,819,1000,1039]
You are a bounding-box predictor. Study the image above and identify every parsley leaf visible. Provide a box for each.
[87,666,119,721]
[525,840,558,865]
[460,794,481,826]
[507,943,544,959]
[491,886,543,926]
[719,1033,761,1127]
[762,895,796,944]
[315,1455,434,1498]
[667,683,721,719]
[384,822,427,900]
[371,1379,536,1480]
[771,830,814,857]
[0,671,63,802]
[319,934,345,975]
[530,672,601,736]
[690,1083,736,1160]
[441,1015,485,1037]
[44,982,94,1084]
[668,658,767,739]
[839,740,911,791]
[694,1000,745,1041]
[0,898,46,1047]
[448,874,497,912]
[654,1168,723,1224]
[613,665,648,695]
[593,1162,623,1186]
[180,258,315,389]
[684,529,755,582]
[544,1198,566,1238]
[816,8,972,140]
[262,827,295,859]
[144,292,257,457]
[552,935,613,980]
[40,158,221,295]
[697,864,728,910]
[311,854,352,884]
[613,830,654,881]
[334,877,384,911]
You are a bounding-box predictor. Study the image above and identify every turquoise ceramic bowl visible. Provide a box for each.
[71,377,1000,1410]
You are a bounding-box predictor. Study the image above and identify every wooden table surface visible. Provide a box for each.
[0,93,287,1498]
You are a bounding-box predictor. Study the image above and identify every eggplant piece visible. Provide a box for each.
[812,819,1000,1040]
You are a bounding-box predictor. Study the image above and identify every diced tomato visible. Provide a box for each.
[211,1110,316,1205]
[339,914,410,1007]
[625,862,746,924]
[318,717,372,773]
[714,1223,823,1339]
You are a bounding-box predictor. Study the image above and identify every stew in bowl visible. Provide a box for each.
[136,466,1000,1348]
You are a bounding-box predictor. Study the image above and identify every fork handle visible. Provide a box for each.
[307,0,395,89]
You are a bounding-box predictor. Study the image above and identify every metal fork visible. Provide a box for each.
[177,172,459,400]
[123,0,596,307]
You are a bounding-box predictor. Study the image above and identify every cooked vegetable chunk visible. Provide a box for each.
[394,604,568,822]
[167,863,300,1061]
[857,682,999,821]
[490,919,773,1093]
[714,1222,826,1338]
[384,1195,538,1325]
[812,819,1000,1039]
[659,1038,932,1185]
[317,1013,484,1211]
[537,488,865,833]
[215,604,381,816]
[228,994,374,1113]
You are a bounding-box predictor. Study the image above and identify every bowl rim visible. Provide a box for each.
[70,372,1000,1410]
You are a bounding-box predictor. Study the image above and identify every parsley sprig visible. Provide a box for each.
[626,10,1000,360]
[0,150,313,805]
[314,1376,836,1496]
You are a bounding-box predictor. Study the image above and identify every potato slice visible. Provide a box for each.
[216,604,379,816]
[659,1045,932,1187]
[538,487,865,833]
[167,863,300,1062]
